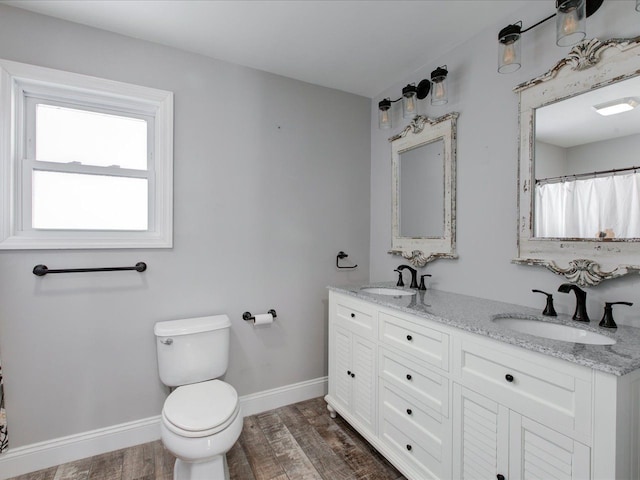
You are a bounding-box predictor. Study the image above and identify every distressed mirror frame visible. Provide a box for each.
[389,112,458,267]
[513,37,640,286]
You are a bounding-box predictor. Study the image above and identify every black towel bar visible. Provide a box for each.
[33,262,147,276]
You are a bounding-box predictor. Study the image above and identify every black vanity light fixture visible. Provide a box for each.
[378,66,449,130]
[498,0,604,74]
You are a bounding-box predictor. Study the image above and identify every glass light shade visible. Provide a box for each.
[430,67,448,106]
[498,24,522,74]
[378,99,392,129]
[402,85,418,119]
[556,0,586,47]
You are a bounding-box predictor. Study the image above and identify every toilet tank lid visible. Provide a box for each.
[154,314,230,336]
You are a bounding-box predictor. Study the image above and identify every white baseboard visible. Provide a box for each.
[0,416,161,480]
[239,376,327,417]
[0,376,327,479]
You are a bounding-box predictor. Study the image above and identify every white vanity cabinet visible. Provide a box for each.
[326,290,640,480]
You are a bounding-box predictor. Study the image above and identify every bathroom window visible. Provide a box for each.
[0,59,173,249]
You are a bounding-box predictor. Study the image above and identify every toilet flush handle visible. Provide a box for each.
[160,338,173,345]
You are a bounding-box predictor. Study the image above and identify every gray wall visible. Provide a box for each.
[567,133,640,173]
[371,1,640,326]
[0,5,370,447]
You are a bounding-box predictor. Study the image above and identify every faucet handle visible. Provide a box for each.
[599,301,633,329]
[419,274,432,291]
[394,269,404,287]
[532,289,557,317]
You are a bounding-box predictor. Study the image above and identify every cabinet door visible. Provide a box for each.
[453,384,509,480]
[329,323,376,433]
[509,412,590,480]
[351,333,376,431]
[332,324,353,411]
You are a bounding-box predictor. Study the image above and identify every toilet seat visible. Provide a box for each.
[162,379,239,438]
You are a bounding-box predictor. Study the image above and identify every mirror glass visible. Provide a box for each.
[399,139,444,238]
[534,76,640,240]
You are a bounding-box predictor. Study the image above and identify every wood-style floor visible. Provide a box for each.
[8,397,406,480]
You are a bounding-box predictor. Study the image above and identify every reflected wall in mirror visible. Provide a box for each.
[515,37,640,286]
[400,138,444,238]
[389,113,458,267]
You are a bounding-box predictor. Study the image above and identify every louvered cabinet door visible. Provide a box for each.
[351,334,376,432]
[509,412,590,480]
[329,322,377,433]
[331,324,353,411]
[453,384,509,480]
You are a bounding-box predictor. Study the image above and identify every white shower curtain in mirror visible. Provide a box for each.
[535,172,640,239]
[0,358,7,453]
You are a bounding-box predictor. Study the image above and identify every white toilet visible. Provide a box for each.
[154,314,242,480]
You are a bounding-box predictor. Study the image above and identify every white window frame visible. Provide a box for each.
[0,59,173,249]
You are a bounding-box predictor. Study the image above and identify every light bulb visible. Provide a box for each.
[502,43,517,66]
[405,97,416,113]
[433,82,445,101]
[562,9,578,35]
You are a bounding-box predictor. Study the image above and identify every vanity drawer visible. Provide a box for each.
[379,379,450,472]
[379,348,448,417]
[379,310,449,372]
[332,293,375,338]
[379,410,448,480]
[454,335,592,442]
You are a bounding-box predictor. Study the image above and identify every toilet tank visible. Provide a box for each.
[154,314,231,387]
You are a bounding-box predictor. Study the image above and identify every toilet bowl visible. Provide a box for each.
[160,380,242,480]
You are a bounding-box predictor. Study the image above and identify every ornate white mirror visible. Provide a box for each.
[514,37,640,286]
[389,113,458,267]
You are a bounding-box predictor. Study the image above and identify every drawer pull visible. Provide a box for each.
[406,334,413,341]
[406,374,412,381]
[505,374,514,383]
[497,475,506,480]
[406,408,413,415]
[351,372,355,378]
[347,370,351,376]
[350,313,355,318]
[406,444,412,451]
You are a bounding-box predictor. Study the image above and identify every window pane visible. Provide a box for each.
[36,104,148,170]
[32,171,148,230]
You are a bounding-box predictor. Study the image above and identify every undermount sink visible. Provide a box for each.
[492,316,616,345]
[361,287,416,296]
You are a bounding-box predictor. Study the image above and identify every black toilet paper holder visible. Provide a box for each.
[242,309,277,321]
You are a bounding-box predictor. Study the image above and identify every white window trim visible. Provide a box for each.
[0,59,173,249]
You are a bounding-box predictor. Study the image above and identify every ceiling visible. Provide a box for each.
[0,0,530,98]
[536,75,640,148]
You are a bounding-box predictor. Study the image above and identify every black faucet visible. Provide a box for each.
[397,265,419,289]
[557,283,589,322]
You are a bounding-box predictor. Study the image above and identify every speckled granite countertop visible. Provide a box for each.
[329,283,640,376]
